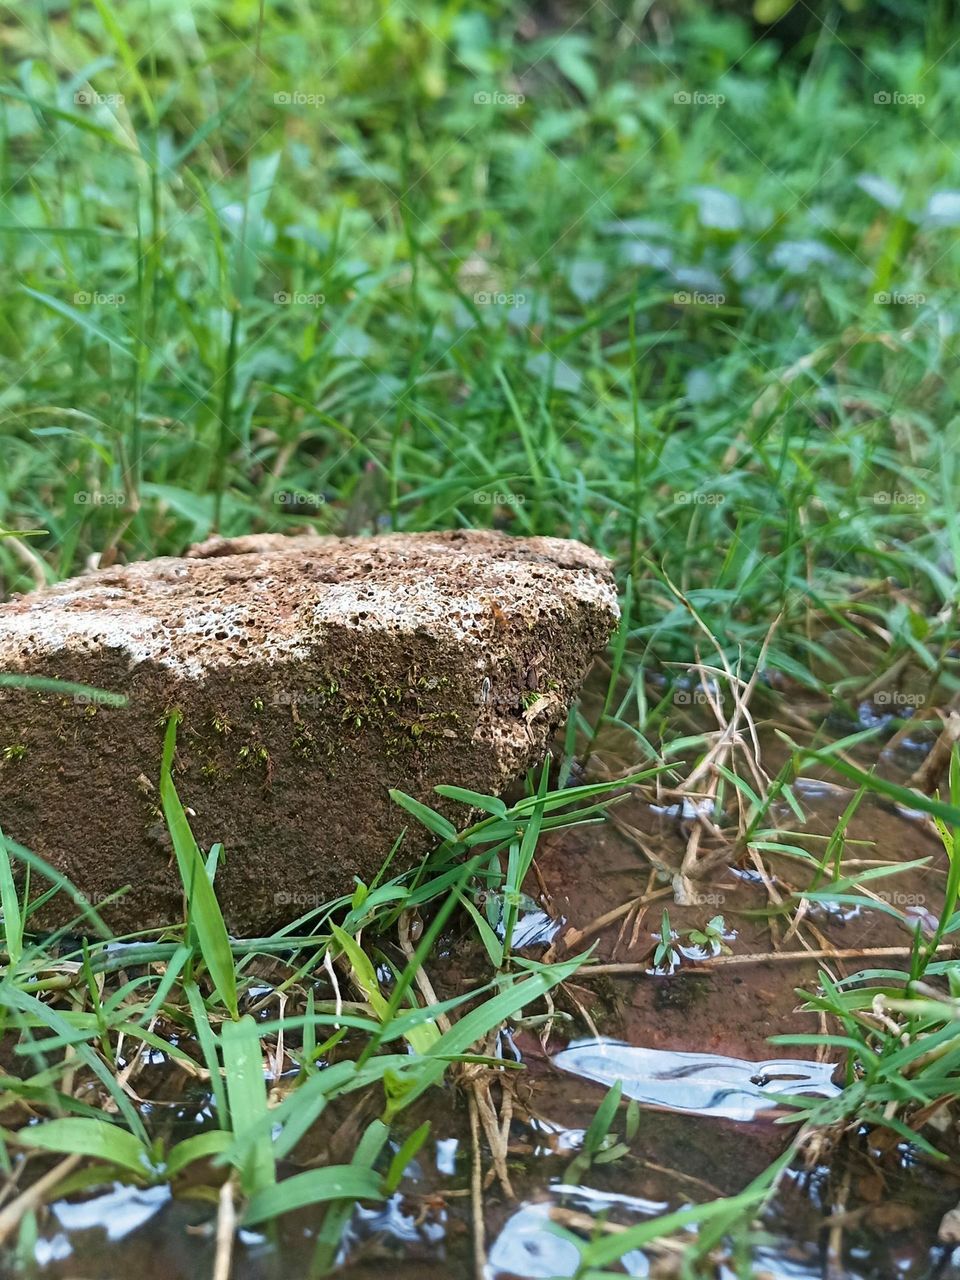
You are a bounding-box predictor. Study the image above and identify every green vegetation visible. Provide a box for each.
[0,726,637,1266]
[2,0,958,689]
[2,0,960,1275]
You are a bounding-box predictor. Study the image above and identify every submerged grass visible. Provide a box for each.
[0,742,608,1266]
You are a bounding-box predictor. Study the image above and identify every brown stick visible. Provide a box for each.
[468,1090,486,1280]
[0,1155,82,1245]
[578,943,956,976]
[212,1178,237,1280]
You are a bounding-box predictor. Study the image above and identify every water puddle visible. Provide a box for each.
[510,910,565,949]
[10,660,959,1280]
[341,1192,448,1259]
[553,1039,840,1122]
[34,1184,172,1269]
[486,1200,651,1279]
[486,1202,585,1279]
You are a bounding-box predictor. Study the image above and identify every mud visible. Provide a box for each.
[530,783,948,1063]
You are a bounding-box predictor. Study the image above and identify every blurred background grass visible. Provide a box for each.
[1,0,957,686]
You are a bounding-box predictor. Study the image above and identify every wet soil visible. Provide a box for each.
[8,665,960,1280]
[533,783,946,1062]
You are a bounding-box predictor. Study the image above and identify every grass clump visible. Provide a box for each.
[0,701,654,1266]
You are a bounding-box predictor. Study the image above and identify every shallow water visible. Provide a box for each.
[552,1039,840,1121]
[9,674,960,1279]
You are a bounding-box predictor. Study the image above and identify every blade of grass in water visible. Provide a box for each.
[221,1015,275,1196]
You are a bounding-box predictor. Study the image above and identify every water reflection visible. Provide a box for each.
[35,1183,171,1266]
[553,1039,839,1122]
[485,1202,649,1279]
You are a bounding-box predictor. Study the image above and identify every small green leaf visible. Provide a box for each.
[385,1121,431,1193]
[594,1141,630,1164]
[330,924,386,1012]
[584,1080,622,1154]
[221,1015,275,1196]
[0,823,23,966]
[166,1130,232,1178]
[243,1166,383,1226]
[331,924,438,1053]
[160,715,238,1019]
[388,790,459,841]
[625,1099,640,1142]
[434,786,507,817]
[9,1118,152,1178]
[455,891,504,968]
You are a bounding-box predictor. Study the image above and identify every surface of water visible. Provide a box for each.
[552,1039,841,1121]
[9,679,959,1279]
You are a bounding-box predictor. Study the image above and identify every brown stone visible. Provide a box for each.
[0,531,618,934]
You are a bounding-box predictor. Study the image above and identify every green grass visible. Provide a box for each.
[3,0,960,1274]
[2,0,958,689]
[0,750,616,1260]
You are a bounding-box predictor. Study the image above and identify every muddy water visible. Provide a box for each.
[15,674,960,1279]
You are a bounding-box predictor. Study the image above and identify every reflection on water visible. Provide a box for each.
[35,1184,171,1266]
[553,1039,840,1122]
[52,1183,170,1241]
[486,1203,582,1279]
[435,1137,459,1175]
[553,1183,668,1217]
[526,1116,585,1155]
[486,1185,672,1279]
[510,910,565,949]
[485,1201,650,1279]
[341,1191,447,1265]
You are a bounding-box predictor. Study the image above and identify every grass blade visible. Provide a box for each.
[6,1118,152,1179]
[0,824,23,967]
[388,791,458,841]
[221,1015,275,1196]
[243,1166,383,1227]
[160,714,238,1019]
